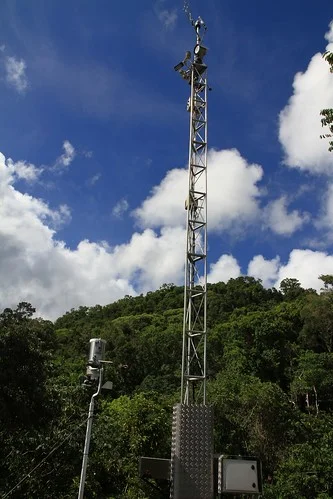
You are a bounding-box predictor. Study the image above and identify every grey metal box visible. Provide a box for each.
[170,404,214,499]
[218,457,262,494]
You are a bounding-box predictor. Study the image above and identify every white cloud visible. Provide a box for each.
[214,249,333,292]
[87,173,101,186]
[5,56,28,93]
[55,140,76,169]
[155,0,177,30]
[279,22,333,173]
[274,249,333,291]
[134,148,263,233]
[207,254,241,283]
[2,140,333,320]
[112,226,186,290]
[49,204,72,229]
[325,20,333,44]
[112,198,129,218]
[264,195,309,235]
[247,255,280,287]
[5,158,42,183]
[0,149,189,319]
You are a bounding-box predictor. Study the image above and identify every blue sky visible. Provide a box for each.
[0,0,333,319]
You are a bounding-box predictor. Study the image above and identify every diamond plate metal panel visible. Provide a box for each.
[170,404,214,499]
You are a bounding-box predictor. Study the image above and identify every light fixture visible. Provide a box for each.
[194,44,207,58]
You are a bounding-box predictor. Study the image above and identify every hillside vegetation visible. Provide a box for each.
[1,276,333,498]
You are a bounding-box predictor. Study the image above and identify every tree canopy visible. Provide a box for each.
[1,277,333,497]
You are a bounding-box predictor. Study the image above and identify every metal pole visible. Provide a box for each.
[78,367,103,499]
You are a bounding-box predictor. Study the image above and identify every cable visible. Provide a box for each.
[2,416,88,499]
[3,410,86,490]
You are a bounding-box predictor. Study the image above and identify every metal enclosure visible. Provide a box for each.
[170,404,214,499]
[218,457,262,495]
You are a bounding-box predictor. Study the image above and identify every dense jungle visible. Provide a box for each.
[1,275,333,498]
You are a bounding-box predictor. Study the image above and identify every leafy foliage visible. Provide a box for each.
[1,276,333,497]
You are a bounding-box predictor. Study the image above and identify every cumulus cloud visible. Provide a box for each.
[264,195,309,235]
[247,250,333,291]
[279,22,333,173]
[112,198,129,218]
[274,249,333,290]
[2,140,333,320]
[112,226,185,290]
[54,140,76,169]
[134,148,263,233]
[5,56,28,93]
[4,158,42,183]
[207,254,241,284]
[325,20,333,44]
[0,149,188,319]
[217,249,333,292]
[247,255,280,287]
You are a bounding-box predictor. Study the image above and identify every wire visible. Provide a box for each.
[2,416,89,499]
[3,410,86,489]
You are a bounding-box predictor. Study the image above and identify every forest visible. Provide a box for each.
[1,274,333,498]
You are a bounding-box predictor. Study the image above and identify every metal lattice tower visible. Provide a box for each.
[175,18,208,406]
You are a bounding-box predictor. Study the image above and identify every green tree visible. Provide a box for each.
[90,393,171,498]
[265,416,333,498]
[300,294,333,353]
[0,302,55,428]
[291,351,333,413]
[209,373,299,475]
[319,274,333,292]
[280,278,305,300]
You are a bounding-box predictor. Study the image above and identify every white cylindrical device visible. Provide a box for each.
[88,338,106,368]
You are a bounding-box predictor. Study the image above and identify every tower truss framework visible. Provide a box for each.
[181,38,208,406]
